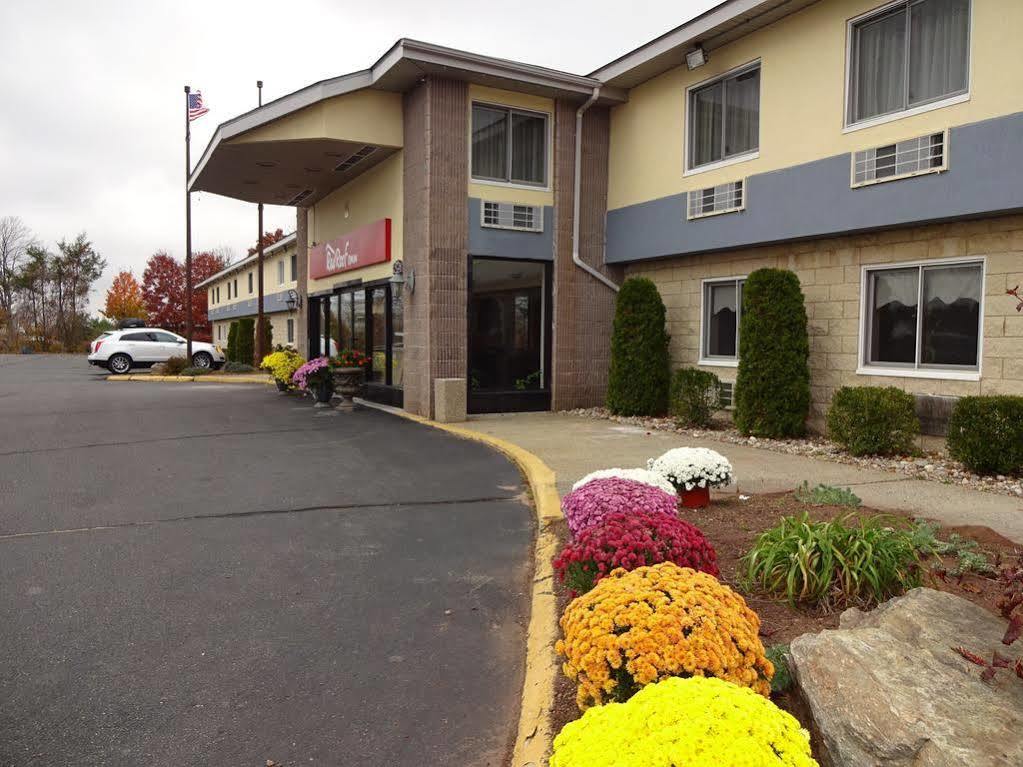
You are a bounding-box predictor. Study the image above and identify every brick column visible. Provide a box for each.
[295,206,309,355]
[551,101,623,410]
[402,77,469,417]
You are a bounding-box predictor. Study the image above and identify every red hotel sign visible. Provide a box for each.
[309,218,391,280]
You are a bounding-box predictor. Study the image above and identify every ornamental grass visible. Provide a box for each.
[549,676,818,767]
[556,562,773,709]
[553,510,719,596]
[561,478,679,537]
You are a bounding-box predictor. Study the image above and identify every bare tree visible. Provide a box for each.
[0,216,34,345]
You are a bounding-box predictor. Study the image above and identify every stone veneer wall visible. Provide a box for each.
[551,101,624,410]
[625,214,1023,431]
[401,78,469,418]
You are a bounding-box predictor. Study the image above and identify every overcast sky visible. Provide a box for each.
[0,0,717,312]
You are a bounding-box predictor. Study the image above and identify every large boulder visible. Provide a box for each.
[790,588,1023,767]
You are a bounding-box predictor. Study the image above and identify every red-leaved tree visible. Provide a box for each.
[142,251,184,332]
[247,229,285,256]
[190,251,227,341]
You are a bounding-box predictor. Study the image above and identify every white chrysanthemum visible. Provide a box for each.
[572,468,677,495]
[647,448,734,492]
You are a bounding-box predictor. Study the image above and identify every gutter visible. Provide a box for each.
[573,87,619,292]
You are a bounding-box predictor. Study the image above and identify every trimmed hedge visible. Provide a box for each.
[734,269,810,437]
[826,386,920,456]
[236,318,255,367]
[226,321,239,363]
[607,277,670,416]
[947,396,1023,475]
[670,368,722,428]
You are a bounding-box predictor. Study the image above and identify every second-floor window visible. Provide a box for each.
[471,103,548,187]
[848,0,970,126]
[687,63,761,171]
[277,260,285,286]
[290,254,297,281]
[248,272,253,294]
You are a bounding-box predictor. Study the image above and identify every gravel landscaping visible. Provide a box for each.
[568,407,1023,499]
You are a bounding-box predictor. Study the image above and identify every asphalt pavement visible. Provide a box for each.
[0,355,533,766]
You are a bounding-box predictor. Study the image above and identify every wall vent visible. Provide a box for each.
[480,201,543,232]
[718,381,735,409]
[334,145,378,173]
[852,131,946,187]
[286,188,314,206]
[687,180,744,220]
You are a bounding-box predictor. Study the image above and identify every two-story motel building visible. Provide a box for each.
[198,233,301,352]
[189,0,1023,429]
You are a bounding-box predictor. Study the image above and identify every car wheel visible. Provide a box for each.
[108,353,132,375]
[192,352,213,369]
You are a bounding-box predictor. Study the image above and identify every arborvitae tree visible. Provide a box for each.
[226,321,239,363]
[236,317,256,367]
[734,268,810,437]
[606,277,670,416]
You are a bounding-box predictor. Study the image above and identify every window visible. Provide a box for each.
[471,103,548,186]
[290,254,297,281]
[233,279,238,297]
[215,286,220,304]
[852,132,946,186]
[848,0,970,126]
[862,260,982,373]
[687,64,760,171]
[217,325,222,340]
[287,318,295,344]
[687,180,745,219]
[121,332,152,342]
[277,260,285,286]
[227,283,231,300]
[248,272,253,294]
[701,278,745,363]
[151,332,180,343]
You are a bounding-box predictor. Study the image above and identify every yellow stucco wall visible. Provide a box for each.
[608,0,1023,211]
[230,89,404,148]
[206,241,298,311]
[306,151,403,294]
[467,84,554,207]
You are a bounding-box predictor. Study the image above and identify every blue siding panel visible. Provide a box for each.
[467,198,554,261]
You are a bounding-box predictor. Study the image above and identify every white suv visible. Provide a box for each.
[88,329,226,374]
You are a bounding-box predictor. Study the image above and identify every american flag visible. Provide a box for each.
[188,91,209,121]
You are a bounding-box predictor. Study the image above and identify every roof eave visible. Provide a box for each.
[194,233,297,289]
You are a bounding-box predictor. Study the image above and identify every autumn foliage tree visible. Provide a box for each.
[247,229,285,256]
[102,271,147,323]
[141,250,226,340]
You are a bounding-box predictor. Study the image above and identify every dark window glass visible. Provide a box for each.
[471,105,508,181]
[152,332,179,343]
[329,294,342,351]
[471,104,547,185]
[689,66,760,169]
[869,267,919,364]
[339,292,354,350]
[920,263,981,366]
[287,319,295,344]
[352,290,366,352]
[705,280,742,358]
[370,288,386,383]
[391,285,404,389]
[510,112,546,184]
[121,332,151,342]
[690,81,723,168]
[290,254,297,281]
[248,272,253,294]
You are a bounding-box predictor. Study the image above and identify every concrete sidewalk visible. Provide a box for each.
[460,411,1023,545]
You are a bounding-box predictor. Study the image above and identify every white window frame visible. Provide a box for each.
[277,259,285,286]
[857,256,985,381]
[469,101,552,191]
[699,276,747,367]
[683,60,761,178]
[850,129,949,188]
[843,0,972,133]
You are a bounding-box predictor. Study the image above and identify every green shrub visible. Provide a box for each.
[180,366,212,376]
[236,318,256,367]
[947,395,1023,475]
[669,368,722,428]
[260,318,272,357]
[734,269,810,438]
[606,277,670,416]
[826,386,919,456]
[909,522,994,576]
[793,481,861,507]
[226,321,239,362]
[163,356,190,376]
[740,513,921,609]
[765,644,793,694]
[223,361,256,373]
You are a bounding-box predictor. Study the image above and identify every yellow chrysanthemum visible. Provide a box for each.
[556,562,773,708]
[550,676,818,767]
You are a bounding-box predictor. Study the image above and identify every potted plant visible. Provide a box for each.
[330,350,371,411]
[647,447,734,509]
[260,349,305,393]
[293,356,333,407]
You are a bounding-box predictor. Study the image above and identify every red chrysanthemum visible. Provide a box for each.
[553,510,719,596]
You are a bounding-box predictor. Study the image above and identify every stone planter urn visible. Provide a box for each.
[331,367,365,411]
[679,485,711,509]
[312,378,334,407]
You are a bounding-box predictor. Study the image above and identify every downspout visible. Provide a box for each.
[573,86,619,292]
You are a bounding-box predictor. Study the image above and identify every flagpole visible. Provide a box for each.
[255,79,265,363]
[184,84,194,360]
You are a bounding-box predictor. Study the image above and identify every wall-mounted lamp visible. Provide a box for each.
[285,288,302,312]
[686,47,708,70]
[390,260,414,293]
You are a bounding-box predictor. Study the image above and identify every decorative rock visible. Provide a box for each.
[790,589,1023,767]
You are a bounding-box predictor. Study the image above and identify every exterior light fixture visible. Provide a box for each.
[686,47,707,70]
[389,260,404,285]
[285,288,302,312]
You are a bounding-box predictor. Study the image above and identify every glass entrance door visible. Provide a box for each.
[468,257,551,413]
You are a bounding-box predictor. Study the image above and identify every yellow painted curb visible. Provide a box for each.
[372,407,560,767]
[105,374,274,384]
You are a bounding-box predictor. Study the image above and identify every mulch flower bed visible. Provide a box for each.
[548,490,1021,756]
[568,407,1023,499]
